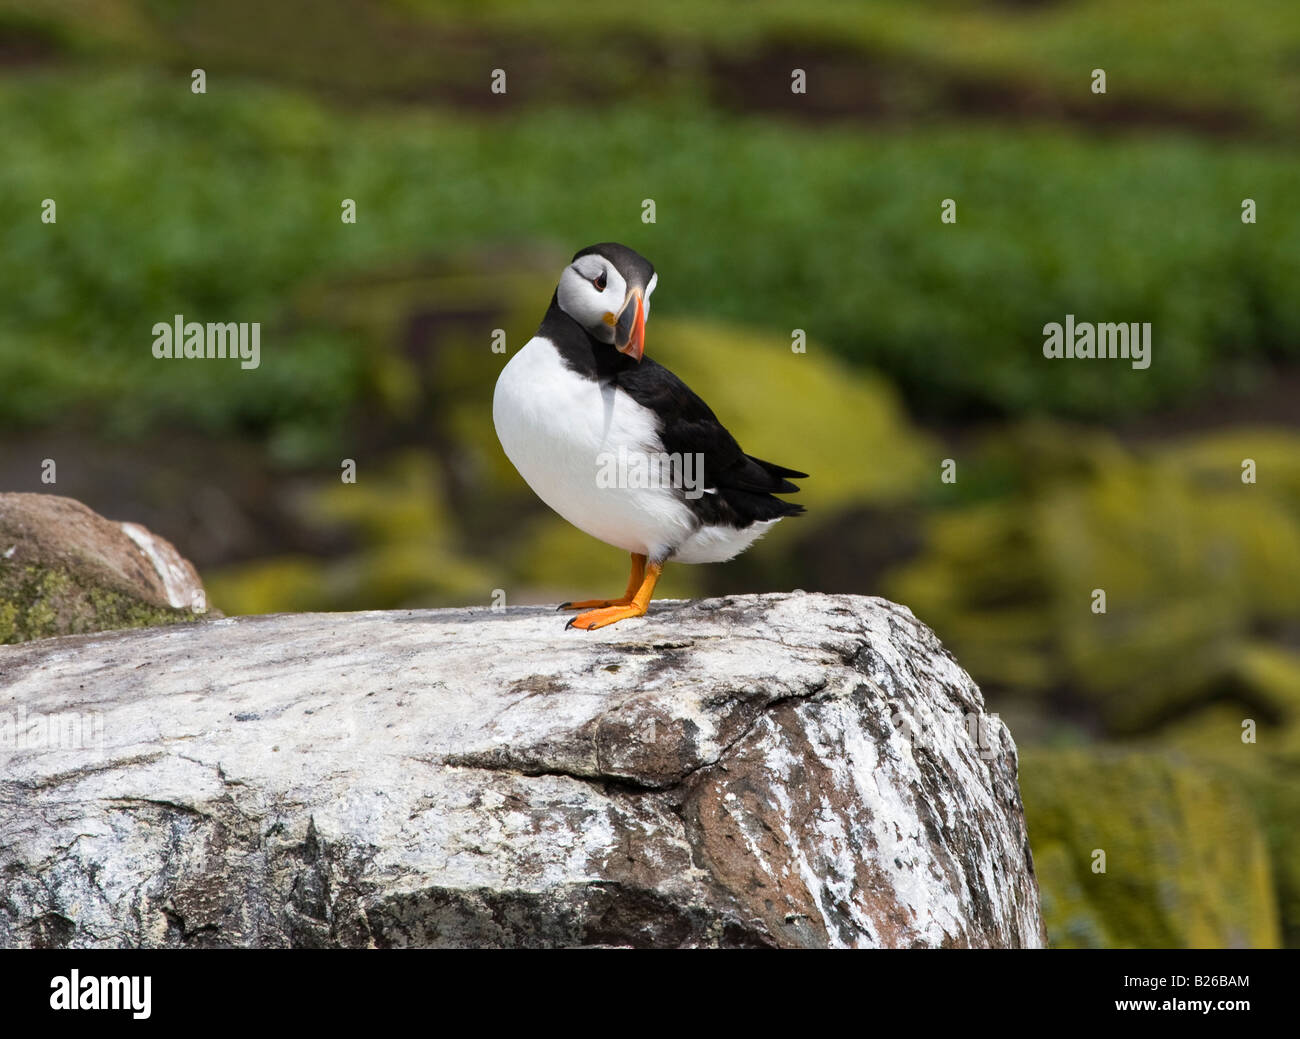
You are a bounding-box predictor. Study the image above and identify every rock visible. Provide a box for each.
[0,593,1045,948]
[0,493,208,644]
[1020,747,1281,948]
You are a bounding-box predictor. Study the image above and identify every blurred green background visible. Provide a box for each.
[2,0,1298,948]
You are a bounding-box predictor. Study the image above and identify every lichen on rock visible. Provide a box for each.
[0,493,209,644]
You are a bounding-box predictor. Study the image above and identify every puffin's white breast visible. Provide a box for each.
[493,336,699,559]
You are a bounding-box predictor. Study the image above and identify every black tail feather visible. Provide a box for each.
[746,455,808,494]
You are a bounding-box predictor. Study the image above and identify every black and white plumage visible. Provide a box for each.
[493,242,806,629]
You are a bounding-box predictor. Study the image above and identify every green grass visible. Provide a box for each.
[42,0,1287,131]
[422,0,1300,131]
[1,70,1297,444]
[23,1,1296,131]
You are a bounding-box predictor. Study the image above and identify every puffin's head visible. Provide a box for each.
[556,242,657,362]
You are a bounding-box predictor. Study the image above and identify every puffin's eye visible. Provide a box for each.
[593,271,607,291]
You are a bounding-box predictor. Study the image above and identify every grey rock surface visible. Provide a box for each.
[0,593,1045,948]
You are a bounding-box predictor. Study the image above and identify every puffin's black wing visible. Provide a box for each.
[614,358,807,525]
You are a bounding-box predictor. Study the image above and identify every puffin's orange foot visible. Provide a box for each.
[557,552,647,613]
[557,598,631,611]
[565,602,648,631]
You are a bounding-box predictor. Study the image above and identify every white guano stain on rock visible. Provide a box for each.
[0,593,1045,948]
[119,521,201,609]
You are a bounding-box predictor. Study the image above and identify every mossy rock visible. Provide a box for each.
[0,493,207,643]
[1020,747,1280,948]
[887,424,1300,732]
[1158,648,1300,947]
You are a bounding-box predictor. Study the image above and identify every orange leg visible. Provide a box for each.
[566,559,663,631]
[558,553,646,611]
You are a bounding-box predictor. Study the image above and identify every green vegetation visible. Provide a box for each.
[1021,747,1280,948]
[1,74,1298,435]
[887,425,1300,731]
[17,1,1300,133]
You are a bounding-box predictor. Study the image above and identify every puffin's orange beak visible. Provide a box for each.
[614,289,645,362]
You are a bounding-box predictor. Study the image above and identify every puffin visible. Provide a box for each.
[493,243,806,630]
